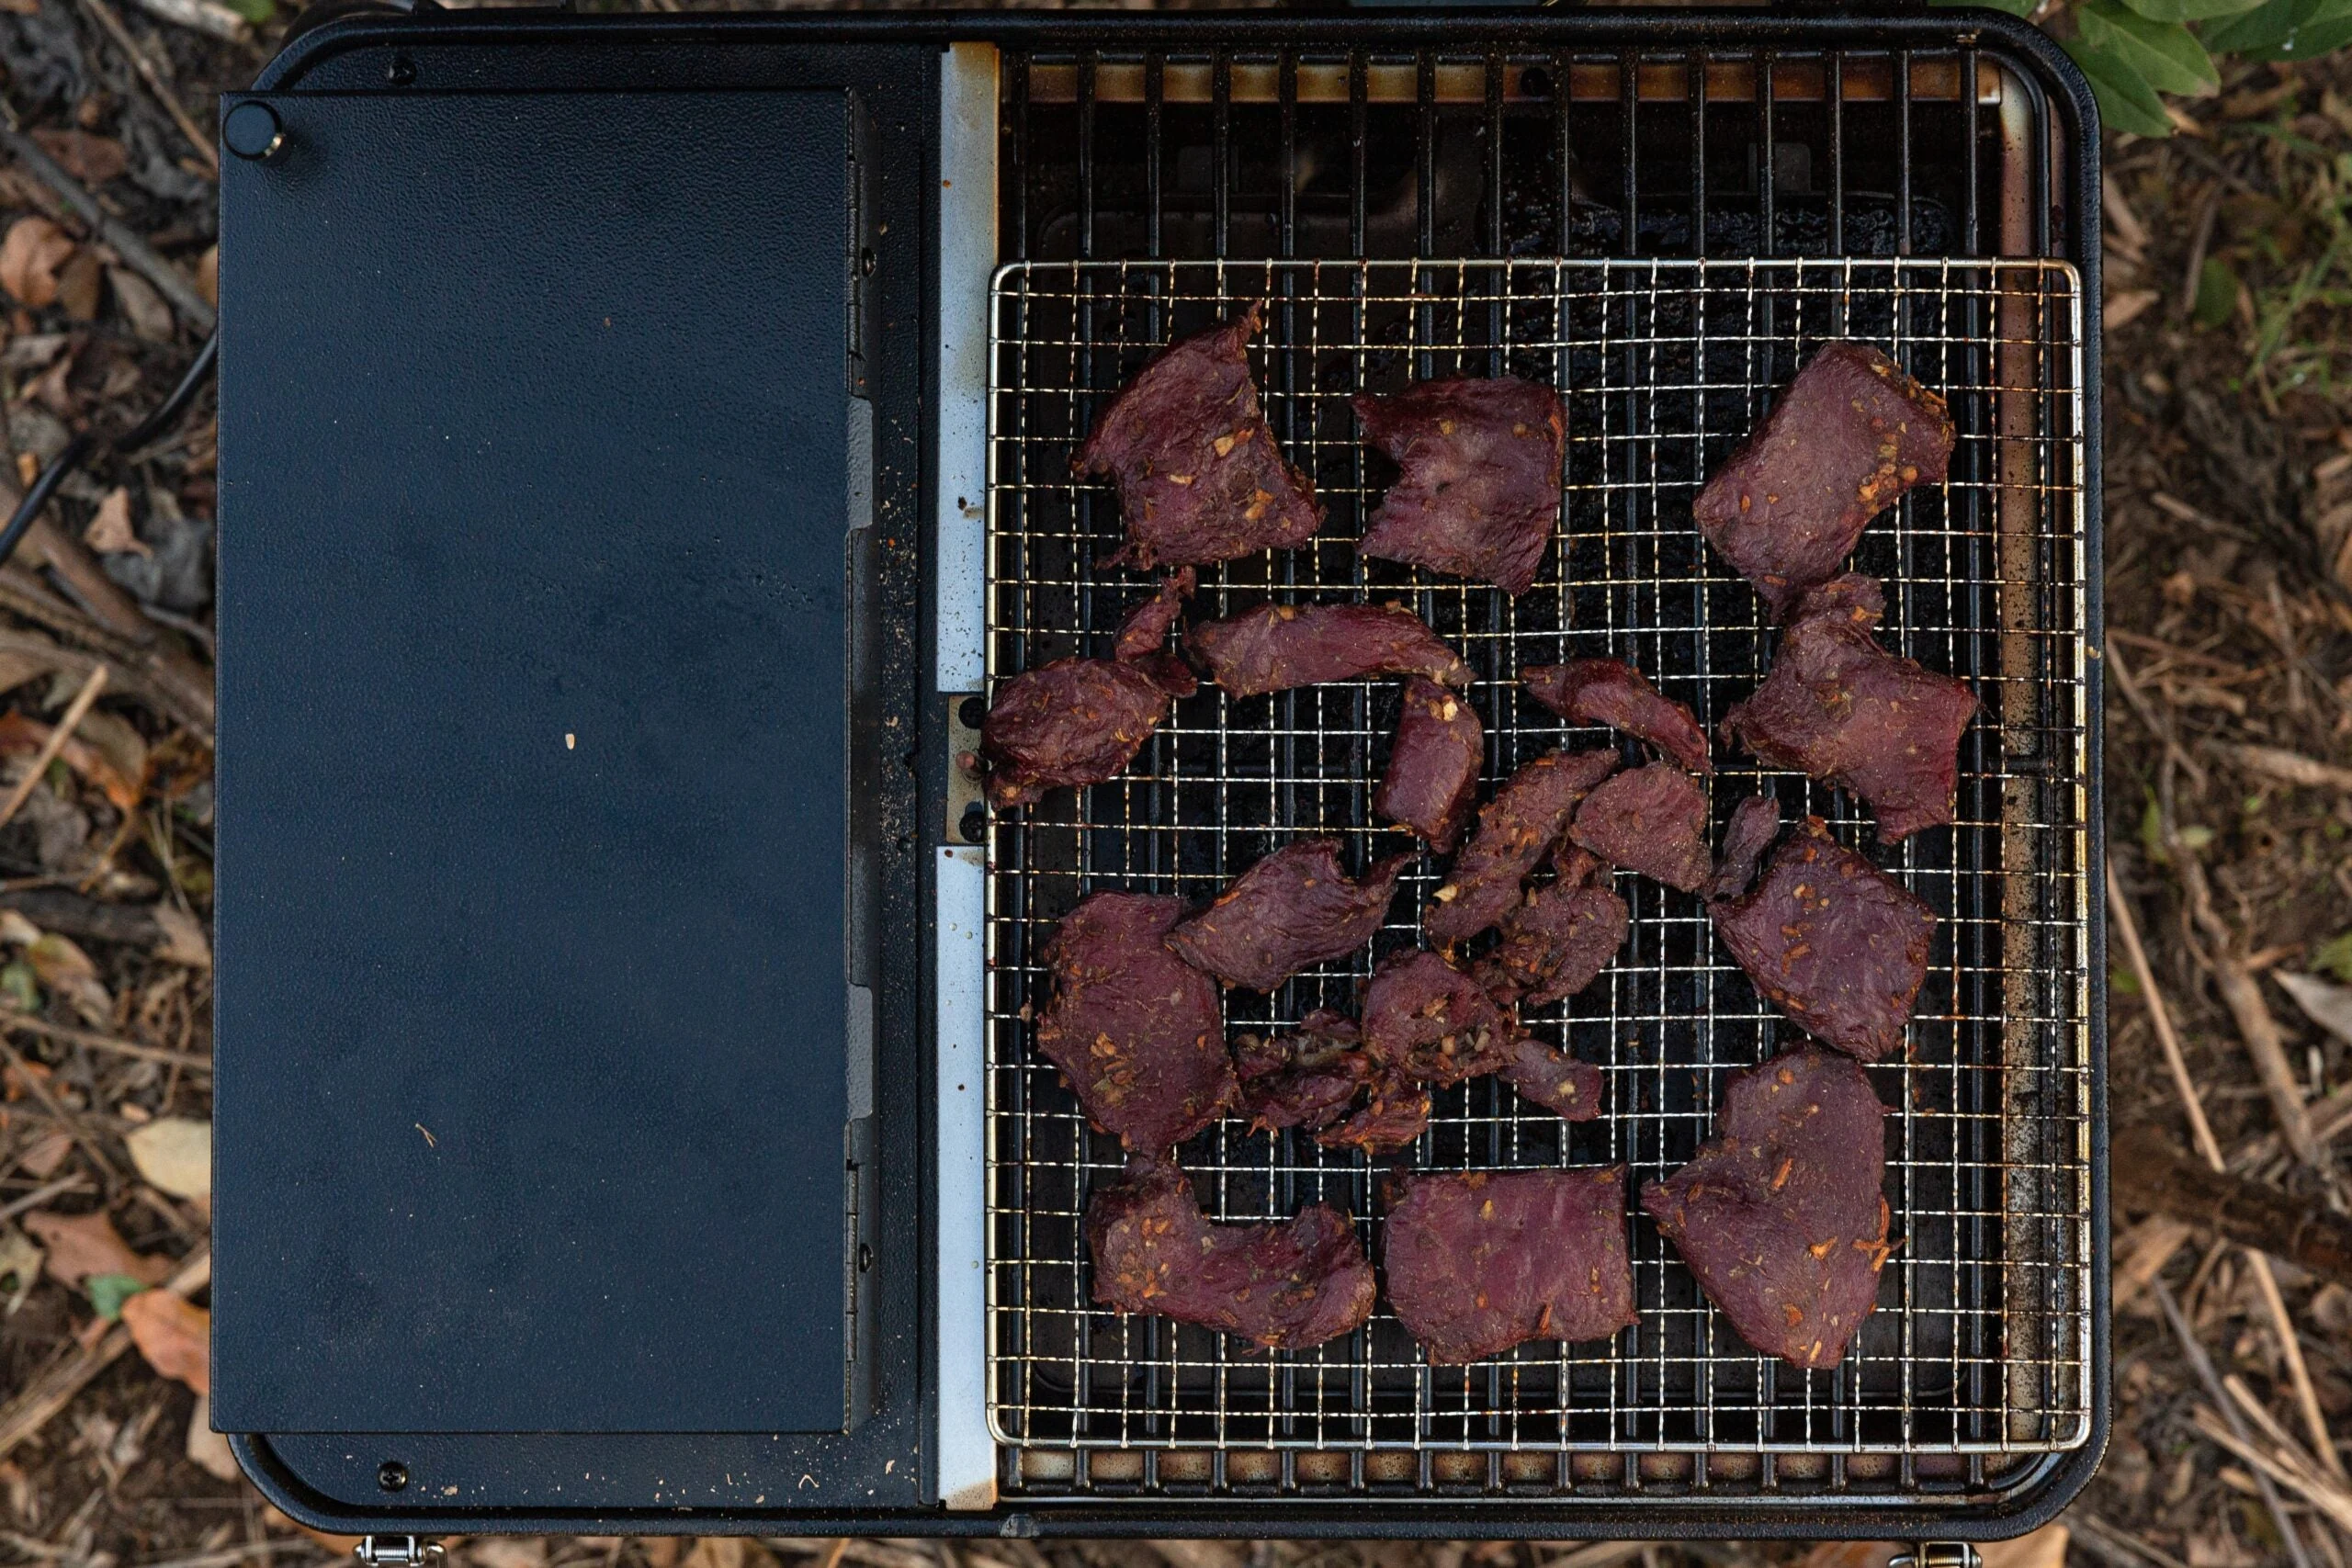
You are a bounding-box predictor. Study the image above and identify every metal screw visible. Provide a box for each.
[377,1461,409,1493]
[959,804,986,844]
[385,53,416,85]
[860,246,877,276]
[957,695,986,730]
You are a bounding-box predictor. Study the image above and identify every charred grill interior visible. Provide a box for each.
[983,34,2093,1509]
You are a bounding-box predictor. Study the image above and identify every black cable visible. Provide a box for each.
[0,330,219,570]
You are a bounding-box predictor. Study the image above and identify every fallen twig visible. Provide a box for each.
[122,0,249,44]
[2158,1278,2319,1568]
[2109,862,2226,1165]
[0,1028,122,1186]
[2194,1406,2352,1536]
[2118,1123,2352,1289]
[0,1173,89,1222]
[69,0,218,177]
[2233,744,2352,794]
[2172,845,2323,1167]
[0,661,107,831]
[133,1542,321,1568]
[0,574,209,739]
[4,1012,207,1070]
[0,124,214,332]
[0,1245,205,1459]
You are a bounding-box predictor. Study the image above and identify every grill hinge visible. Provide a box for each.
[1892,1548,1984,1568]
[355,1540,444,1568]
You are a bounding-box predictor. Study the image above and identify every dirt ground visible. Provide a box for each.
[0,4,2345,1567]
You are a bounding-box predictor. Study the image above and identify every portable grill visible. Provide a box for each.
[211,5,2106,1548]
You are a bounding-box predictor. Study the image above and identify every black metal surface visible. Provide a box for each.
[219,6,2107,1540]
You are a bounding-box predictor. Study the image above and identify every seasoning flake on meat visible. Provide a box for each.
[1353,376,1566,595]
[1087,1158,1376,1350]
[1639,1046,1893,1370]
[1721,574,1979,841]
[1375,678,1484,853]
[982,574,1197,809]
[1474,851,1629,1009]
[1709,816,1934,1064]
[1362,948,1510,1087]
[1315,1068,1432,1155]
[1497,1035,1605,1122]
[1035,892,1236,1152]
[1567,761,1713,893]
[1522,659,1712,774]
[1426,748,1619,946]
[1384,1168,1637,1363]
[1187,601,1473,699]
[1236,1010,1368,1134]
[1707,794,1783,902]
[1166,840,1414,994]
[1691,342,1956,618]
[1073,304,1323,571]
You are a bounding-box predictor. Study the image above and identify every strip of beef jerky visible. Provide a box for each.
[1567,761,1713,893]
[1187,600,1474,699]
[1073,304,1324,570]
[1375,678,1483,854]
[1474,849,1629,1009]
[1426,747,1619,946]
[1721,574,1979,842]
[1384,1167,1637,1363]
[1497,1036,1605,1122]
[1352,376,1566,594]
[1708,816,1934,1064]
[1035,892,1236,1152]
[981,573,1199,809]
[1315,1068,1432,1156]
[1691,341,1956,618]
[1166,839,1414,994]
[1706,793,1784,902]
[1522,659,1712,775]
[1087,1157,1376,1350]
[1640,1045,1893,1370]
[1236,1010,1368,1134]
[1362,947,1510,1087]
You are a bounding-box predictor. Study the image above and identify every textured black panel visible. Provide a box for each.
[215,89,863,1435]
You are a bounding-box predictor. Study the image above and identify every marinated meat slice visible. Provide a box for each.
[1709,817,1934,1064]
[1691,342,1956,618]
[1375,678,1483,853]
[1721,574,1979,841]
[1639,1045,1893,1370]
[1236,1010,1368,1134]
[1475,853,1629,1009]
[1707,794,1783,902]
[1073,304,1323,571]
[1384,1167,1637,1363]
[1522,660,1712,775]
[1166,840,1414,994]
[1188,601,1473,699]
[1362,948,1510,1086]
[1114,567,1197,661]
[982,574,1198,809]
[1426,748,1619,946]
[1035,893,1236,1152]
[1316,1068,1432,1155]
[1497,1036,1605,1122]
[1353,376,1566,595]
[1567,761,1713,893]
[1087,1158,1376,1350]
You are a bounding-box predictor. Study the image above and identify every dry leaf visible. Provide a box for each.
[151,903,210,969]
[2105,287,2162,331]
[1797,1548,1898,1568]
[19,1129,70,1178]
[2314,1282,2352,1337]
[0,218,77,310]
[1979,1524,2069,1568]
[27,931,112,1026]
[107,267,172,344]
[121,1286,208,1393]
[194,245,217,310]
[31,130,128,187]
[53,249,101,322]
[0,1223,40,1312]
[85,487,147,557]
[0,333,67,372]
[469,1540,548,1568]
[2276,971,2352,1047]
[125,1116,209,1200]
[639,1541,682,1568]
[76,709,147,796]
[22,1208,170,1287]
[184,1392,241,1482]
[0,711,142,811]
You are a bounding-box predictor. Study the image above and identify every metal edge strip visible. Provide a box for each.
[935,842,994,1511]
[935,39,996,694]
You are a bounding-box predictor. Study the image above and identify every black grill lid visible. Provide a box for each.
[213,86,871,1436]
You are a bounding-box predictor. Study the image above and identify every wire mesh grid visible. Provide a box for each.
[982,255,2092,1478]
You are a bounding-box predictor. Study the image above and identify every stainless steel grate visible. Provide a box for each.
[981,255,2091,1496]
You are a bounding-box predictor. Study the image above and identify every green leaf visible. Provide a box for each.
[2195,256,2242,326]
[85,1272,148,1322]
[2116,0,2267,24]
[1,961,39,1014]
[2201,0,2352,57]
[2063,37,2177,137]
[1935,0,2041,15]
[2110,964,2143,995]
[2078,0,2221,94]
[2312,929,2352,984]
[221,0,273,21]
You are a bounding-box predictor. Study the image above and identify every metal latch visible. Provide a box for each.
[355,1540,444,1568]
[1892,1549,1983,1568]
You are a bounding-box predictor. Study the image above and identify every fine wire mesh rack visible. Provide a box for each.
[980,255,2092,1498]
